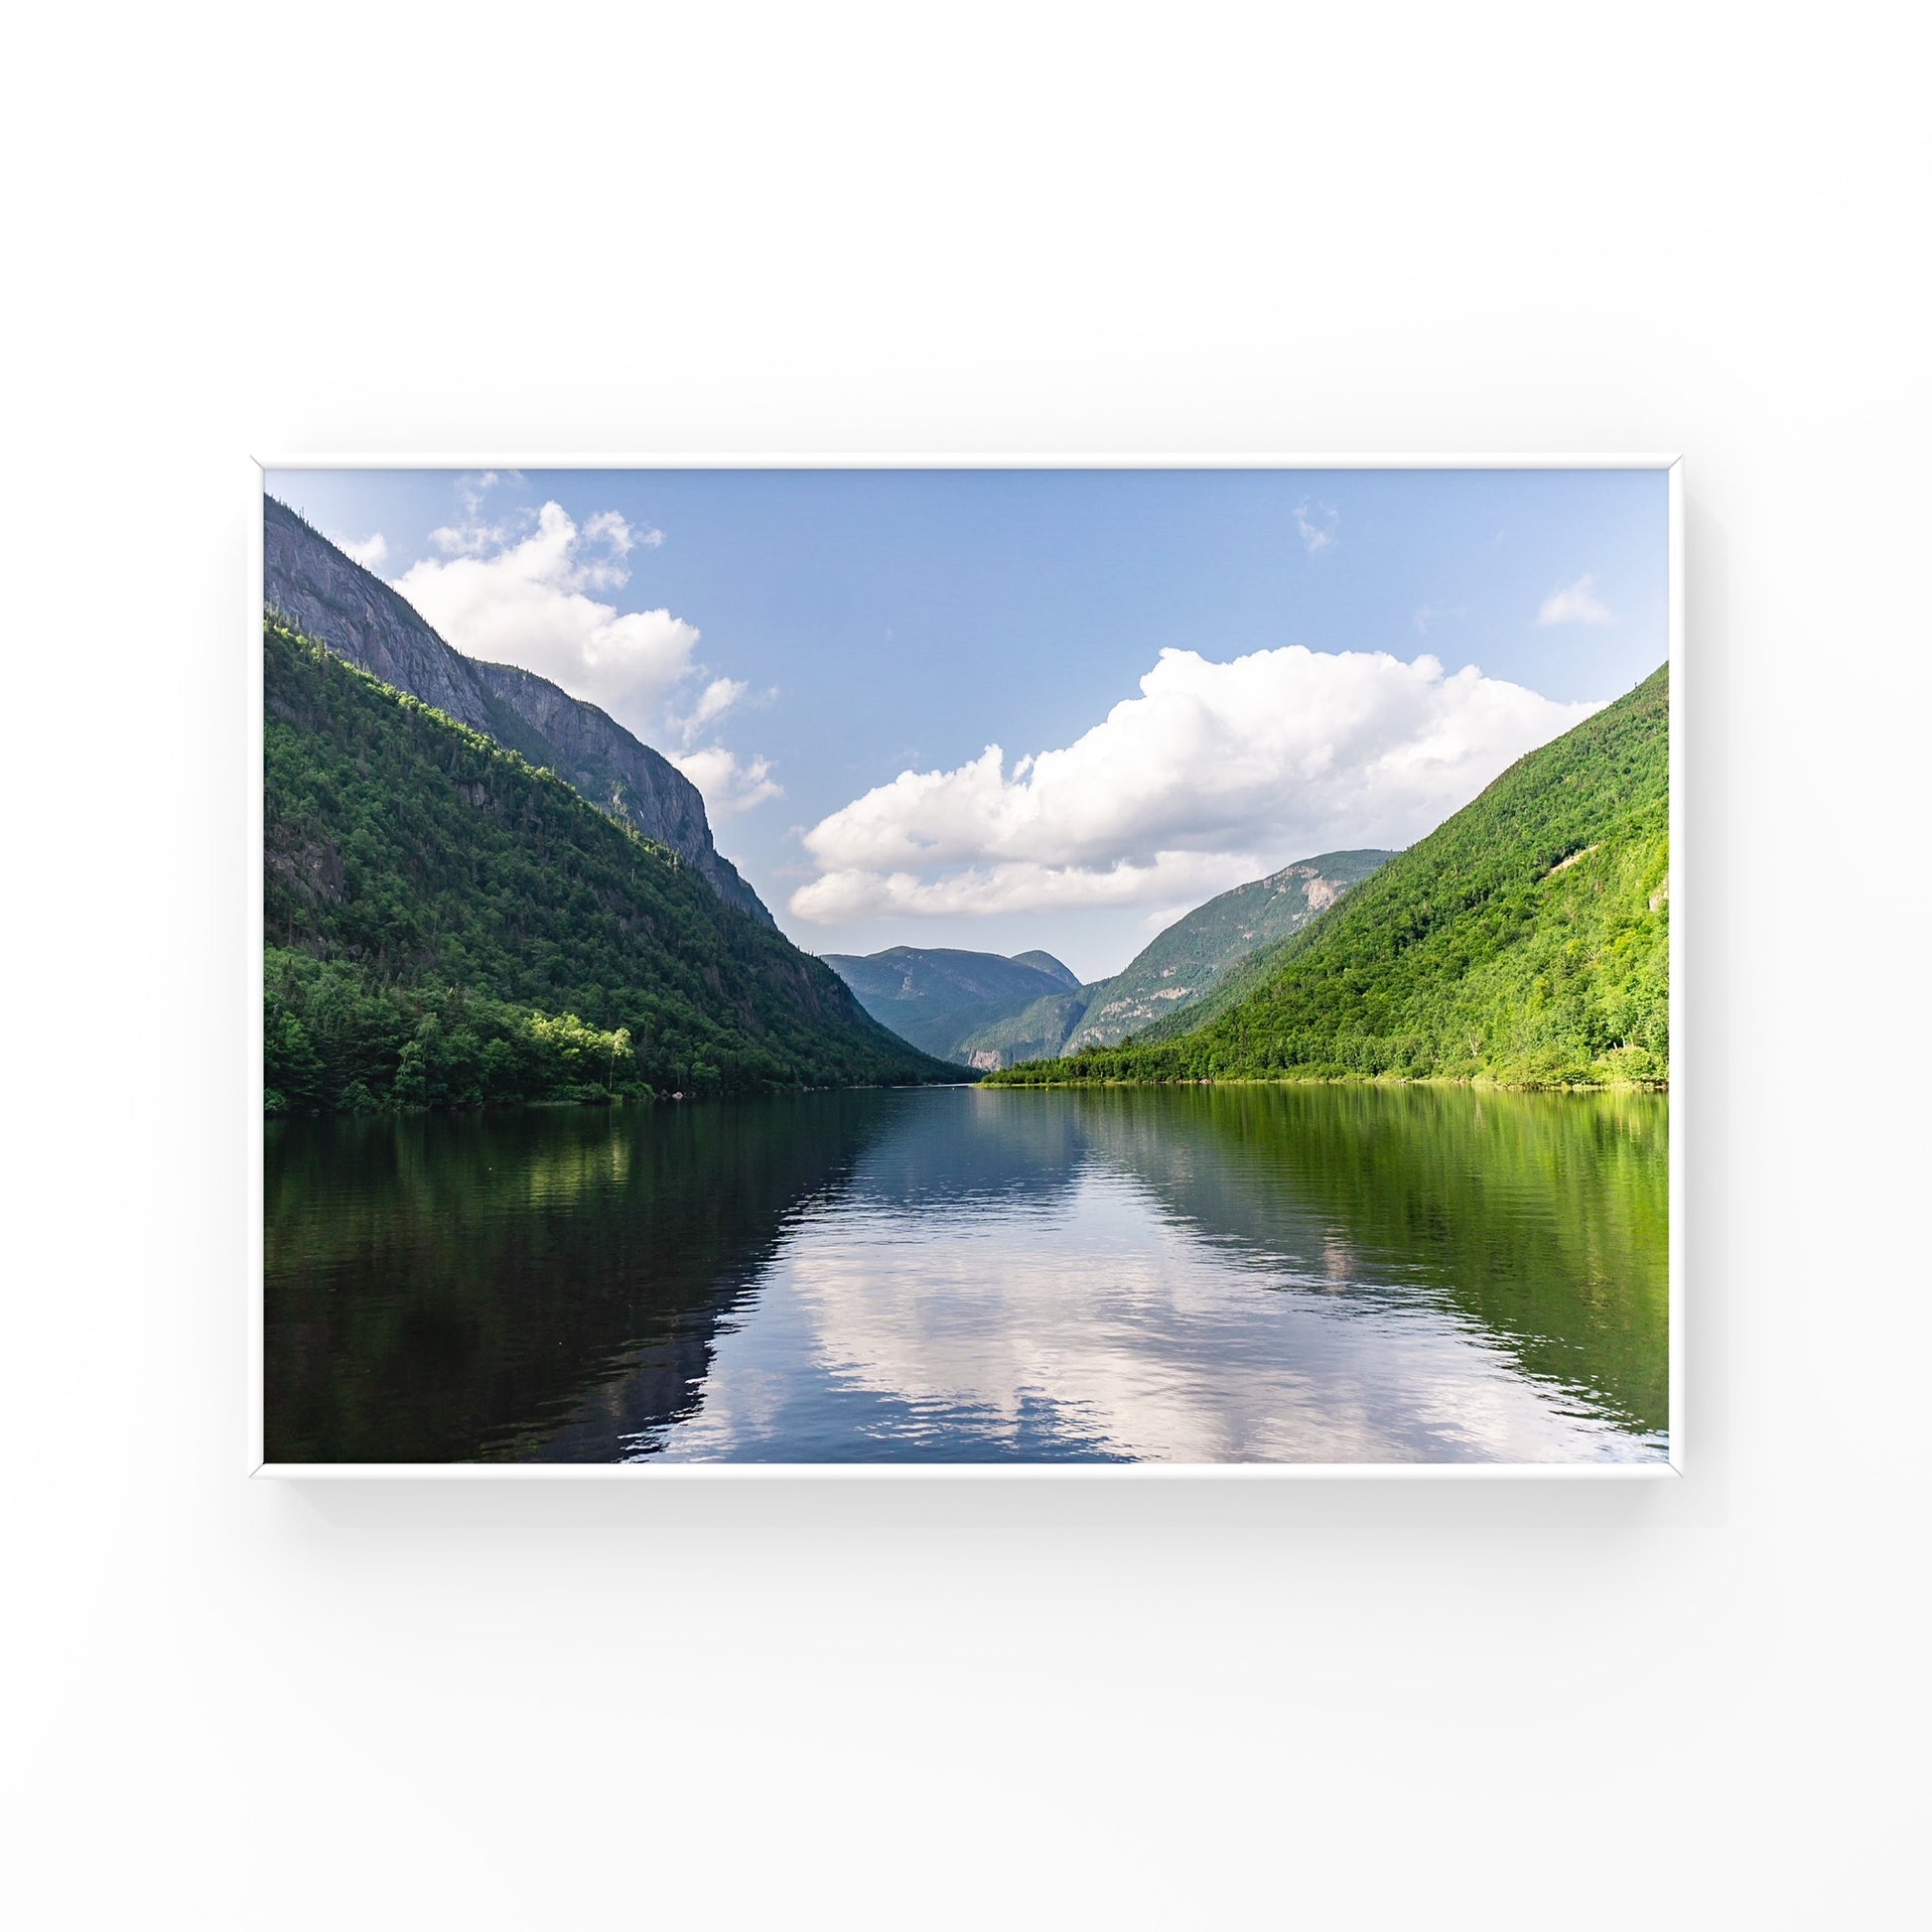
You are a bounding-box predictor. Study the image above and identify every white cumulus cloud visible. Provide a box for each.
[1537,574,1615,625]
[333,530,388,569]
[789,645,1599,923]
[792,852,1260,924]
[392,501,702,738]
[390,495,779,823]
[672,747,783,819]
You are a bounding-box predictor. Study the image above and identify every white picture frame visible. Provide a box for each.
[250,453,1684,1481]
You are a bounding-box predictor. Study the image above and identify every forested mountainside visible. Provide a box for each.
[948,988,1099,1070]
[821,946,1083,1062]
[825,945,1081,1013]
[989,664,1669,1089]
[1062,851,1395,1052]
[1008,951,1083,991]
[263,621,955,1112]
[263,495,770,922]
[835,852,1392,1071]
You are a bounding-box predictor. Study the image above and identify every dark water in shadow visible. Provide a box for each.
[265,1085,1668,1465]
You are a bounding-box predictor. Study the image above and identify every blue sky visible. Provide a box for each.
[266,466,1670,982]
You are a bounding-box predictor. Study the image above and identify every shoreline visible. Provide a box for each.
[265,1071,1669,1117]
[978,1071,1669,1095]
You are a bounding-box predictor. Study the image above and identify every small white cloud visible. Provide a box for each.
[429,516,518,557]
[1295,499,1338,557]
[675,676,748,743]
[1537,574,1615,626]
[333,531,388,570]
[673,747,782,818]
[580,508,664,555]
[456,469,515,516]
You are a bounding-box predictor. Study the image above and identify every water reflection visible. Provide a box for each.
[264,1096,892,1462]
[265,1085,1668,1464]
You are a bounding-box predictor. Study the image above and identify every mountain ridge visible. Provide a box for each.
[1061,849,1396,1054]
[263,495,771,923]
[263,619,955,1109]
[834,850,1394,1070]
[821,945,1082,1062]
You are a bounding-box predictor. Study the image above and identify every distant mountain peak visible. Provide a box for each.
[820,944,1095,1065]
[1009,949,1081,990]
[818,862,1391,1070]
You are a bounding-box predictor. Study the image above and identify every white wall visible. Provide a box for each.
[5,4,1926,1925]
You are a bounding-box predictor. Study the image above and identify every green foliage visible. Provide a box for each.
[989,665,1670,1091]
[822,945,1082,1064]
[838,856,1396,1069]
[950,988,1098,1068]
[1063,848,1395,1051]
[263,620,953,1112]
[265,951,639,1110]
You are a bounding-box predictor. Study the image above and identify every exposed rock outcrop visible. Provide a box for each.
[263,495,772,924]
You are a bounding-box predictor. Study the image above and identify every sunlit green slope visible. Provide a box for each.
[988,664,1669,1089]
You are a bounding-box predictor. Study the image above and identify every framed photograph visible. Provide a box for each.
[252,457,1681,1475]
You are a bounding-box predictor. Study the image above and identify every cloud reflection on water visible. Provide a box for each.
[643,1090,1666,1464]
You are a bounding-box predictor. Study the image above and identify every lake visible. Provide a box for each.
[264,1084,1669,1465]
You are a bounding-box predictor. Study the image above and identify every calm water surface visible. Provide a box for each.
[265,1085,1668,1464]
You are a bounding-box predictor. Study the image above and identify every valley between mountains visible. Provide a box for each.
[823,848,1395,1070]
[262,502,1668,1111]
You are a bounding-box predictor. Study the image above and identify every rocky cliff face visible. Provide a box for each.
[263,495,773,924]
[467,660,720,875]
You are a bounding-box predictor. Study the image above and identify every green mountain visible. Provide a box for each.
[265,496,772,922]
[820,946,1082,1062]
[1063,850,1395,1052]
[933,848,1393,1070]
[988,664,1669,1089]
[263,619,956,1112]
[949,988,1099,1070]
[1010,950,1083,991]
